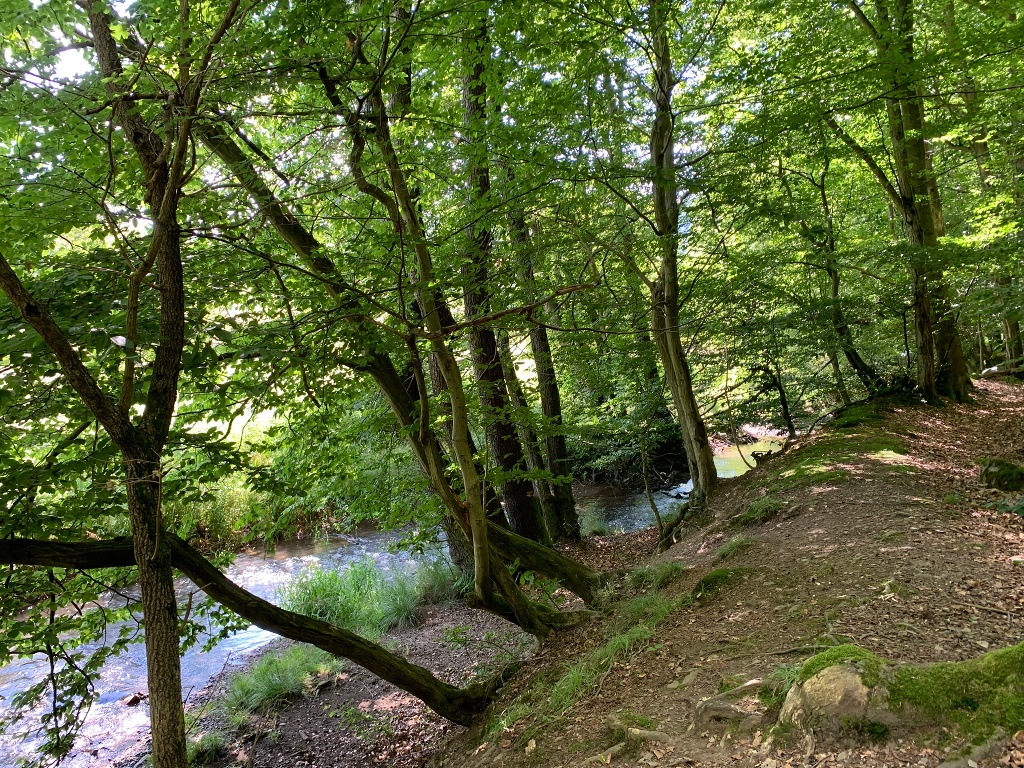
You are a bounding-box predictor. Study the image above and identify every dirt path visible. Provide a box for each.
[198,379,1024,768]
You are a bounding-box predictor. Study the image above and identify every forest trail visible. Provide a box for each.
[200,379,1024,768]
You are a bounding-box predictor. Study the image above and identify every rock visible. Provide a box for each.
[738,714,764,734]
[778,664,895,729]
[692,699,752,728]
[122,692,147,707]
[679,669,701,687]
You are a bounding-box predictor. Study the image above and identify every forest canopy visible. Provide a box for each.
[0,0,1021,766]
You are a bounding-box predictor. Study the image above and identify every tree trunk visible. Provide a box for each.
[837,0,969,401]
[528,319,580,540]
[124,455,187,768]
[771,363,798,439]
[996,276,1023,363]
[460,16,548,544]
[825,261,886,393]
[498,332,558,530]
[648,0,717,506]
[829,352,852,406]
[503,178,579,540]
[880,0,970,401]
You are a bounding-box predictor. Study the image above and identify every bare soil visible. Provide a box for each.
[199,378,1024,768]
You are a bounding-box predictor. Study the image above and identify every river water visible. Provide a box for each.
[0,439,780,767]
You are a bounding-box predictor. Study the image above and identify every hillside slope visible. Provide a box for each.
[437,379,1024,768]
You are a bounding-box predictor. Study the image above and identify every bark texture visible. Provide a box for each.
[648,0,717,505]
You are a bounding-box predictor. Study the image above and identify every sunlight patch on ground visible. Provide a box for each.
[372,692,417,712]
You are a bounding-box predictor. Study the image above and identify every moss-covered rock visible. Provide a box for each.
[777,643,1024,745]
[978,457,1024,491]
[889,642,1024,742]
[797,644,884,686]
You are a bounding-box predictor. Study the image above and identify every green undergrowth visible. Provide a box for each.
[280,556,466,640]
[626,560,686,590]
[483,567,743,743]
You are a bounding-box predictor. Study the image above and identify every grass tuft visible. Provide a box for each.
[220,645,343,717]
[579,505,612,537]
[715,534,756,562]
[415,558,471,605]
[692,568,741,599]
[187,729,227,766]
[280,557,427,638]
[626,561,686,590]
[379,576,422,630]
[735,496,784,526]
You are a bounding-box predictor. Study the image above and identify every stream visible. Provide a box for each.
[0,439,780,767]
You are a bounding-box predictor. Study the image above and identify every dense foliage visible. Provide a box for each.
[1,0,1021,764]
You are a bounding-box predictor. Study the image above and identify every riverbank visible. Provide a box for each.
[183,377,1024,768]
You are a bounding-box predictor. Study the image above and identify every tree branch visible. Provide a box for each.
[824,114,905,214]
[0,535,494,724]
[0,251,134,446]
[844,0,882,42]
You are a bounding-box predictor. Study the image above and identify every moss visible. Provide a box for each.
[757,427,908,493]
[692,568,741,599]
[735,496,784,526]
[831,404,885,429]
[977,457,1024,491]
[608,709,657,741]
[840,717,890,742]
[797,644,884,687]
[767,467,850,493]
[889,642,1024,742]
